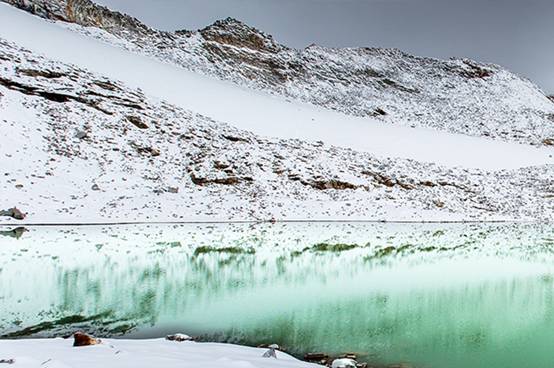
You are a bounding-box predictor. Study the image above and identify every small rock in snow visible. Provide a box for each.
[0,207,26,220]
[262,347,277,359]
[91,184,100,191]
[0,359,15,365]
[167,186,179,194]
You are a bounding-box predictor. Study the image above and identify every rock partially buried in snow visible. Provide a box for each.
[75,130,87,139]
[0,359,15,365]
[331,358,357,368]
[262,347,277,358]
[73,332,101,347]
[127,115,149,129]
[167,186,179,194]
[0,207,26,220]
[165,333,193,342]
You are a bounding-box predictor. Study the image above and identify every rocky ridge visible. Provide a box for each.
[3,0,554,145]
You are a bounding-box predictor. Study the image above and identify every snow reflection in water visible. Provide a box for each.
[1,223,554,368]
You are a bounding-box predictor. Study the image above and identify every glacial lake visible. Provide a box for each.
[1,223,554,367]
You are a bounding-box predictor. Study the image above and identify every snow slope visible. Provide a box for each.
[0,4,552,171]
[4,0,554,147]
[0,338,318,368]
[1,36,554,224]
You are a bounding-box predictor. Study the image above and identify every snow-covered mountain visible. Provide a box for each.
[3,0,554,145]
[0,1,553,224]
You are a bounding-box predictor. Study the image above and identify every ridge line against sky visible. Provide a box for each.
[93,0,554,93]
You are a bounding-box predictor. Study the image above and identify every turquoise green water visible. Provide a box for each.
[1,223,554,367]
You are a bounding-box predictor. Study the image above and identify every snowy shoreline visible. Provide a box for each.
[0,337,323,368]
[0,219,538,227]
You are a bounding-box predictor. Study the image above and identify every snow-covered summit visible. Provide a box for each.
[3,0,554,145]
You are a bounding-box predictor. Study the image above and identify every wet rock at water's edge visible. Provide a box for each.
[166,333,193,342]
[73,332,101,347]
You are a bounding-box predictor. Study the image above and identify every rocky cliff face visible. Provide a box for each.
[4,0,155,39]
[3,0,554,146]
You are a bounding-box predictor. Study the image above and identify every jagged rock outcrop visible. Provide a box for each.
[199,17,282,54]
[3,0,554,145]
[4,0,155,39]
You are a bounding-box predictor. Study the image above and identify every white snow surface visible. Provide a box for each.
[0,338,318,368]
[0,4,552,171]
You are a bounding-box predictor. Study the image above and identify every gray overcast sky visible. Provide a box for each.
[94,0,554,93]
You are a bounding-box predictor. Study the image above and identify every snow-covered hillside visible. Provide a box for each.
[0,34,553,224]
[0,2,552,225]
[1,4,553,172]
[3,0,554,145]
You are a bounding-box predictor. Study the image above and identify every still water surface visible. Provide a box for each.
[1,223,554,367]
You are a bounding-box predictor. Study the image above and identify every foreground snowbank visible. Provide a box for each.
[0,338,318,368]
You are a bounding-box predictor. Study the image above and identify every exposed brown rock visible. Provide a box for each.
[190,172,253,186]
[214,161,230,170]
[166,186,179,194]
[304,352,329,361]
[132,144,160,157]
[93,80,119,91]
[455,60,494,79]
[0,76,113,114]
[73,332,101,347]
[362,171,415,190]
[222,134,250,143]
[303,179,361,191]
[0,207,26,220]
[200,17,282,53]
[127,115,148,129]
[18,68,64,79]
[420,180,437,187]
